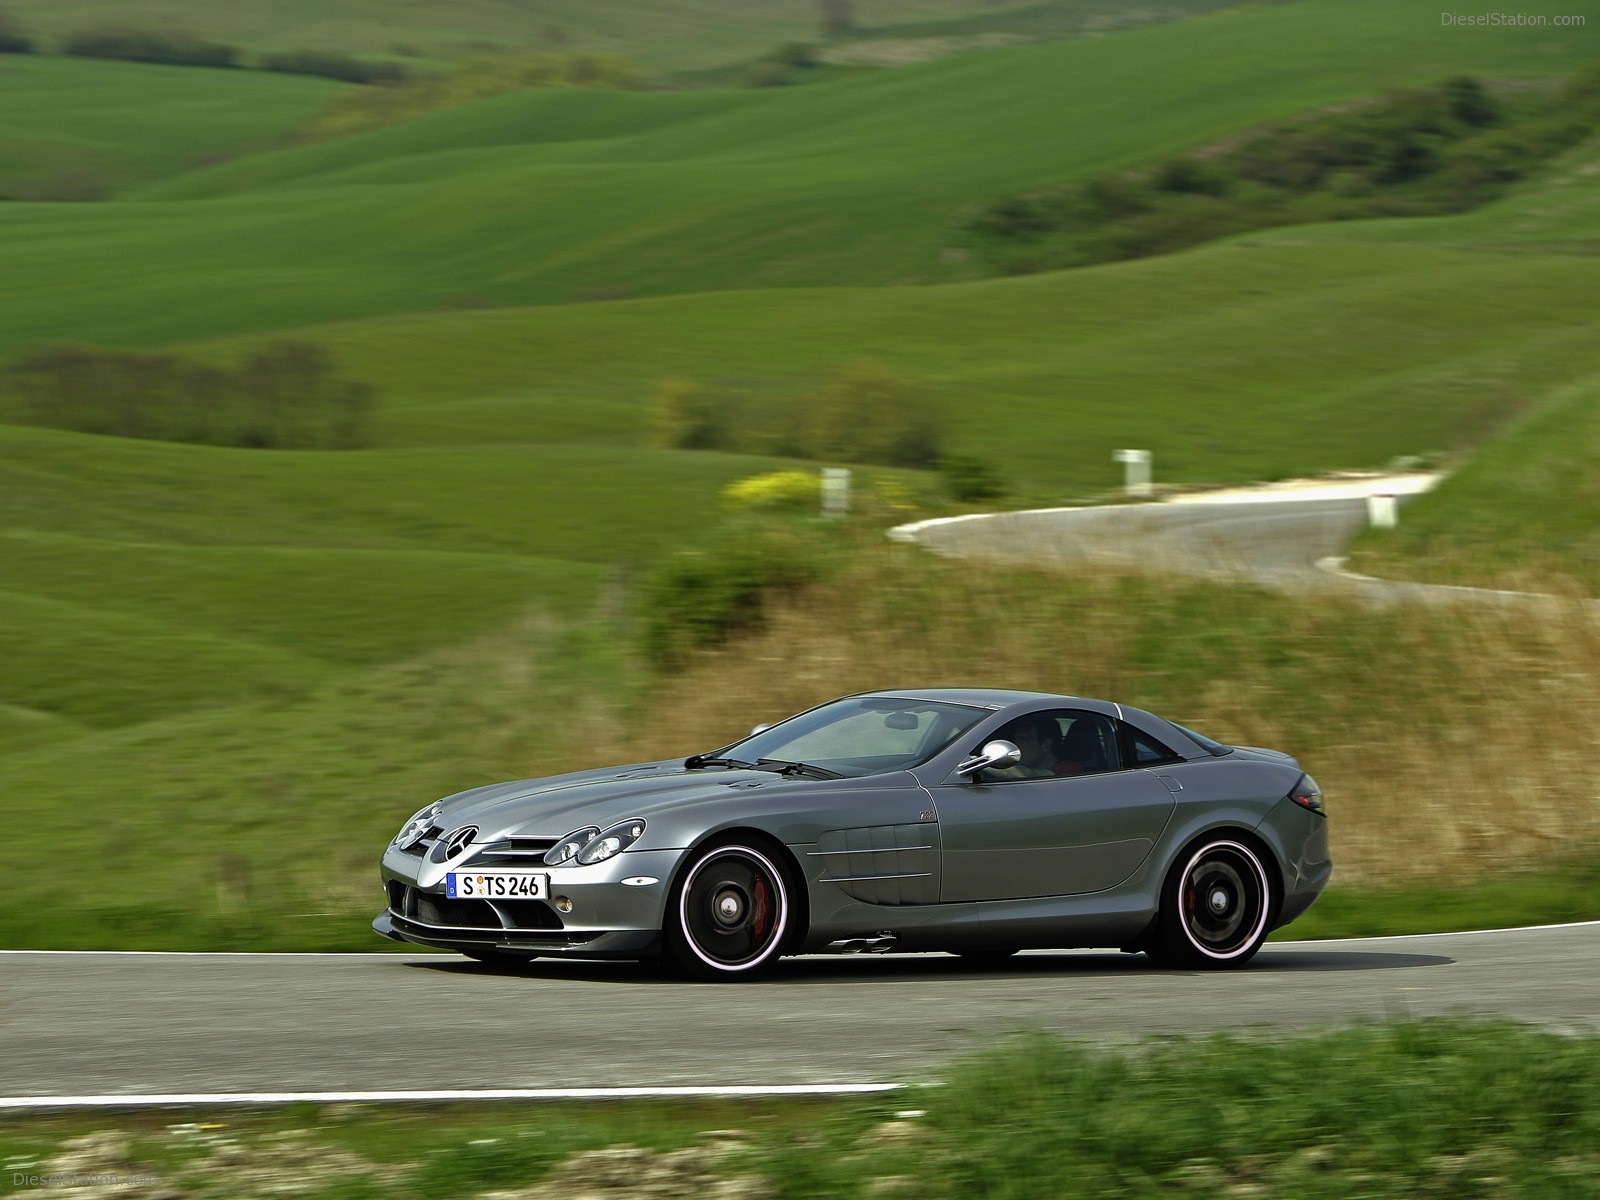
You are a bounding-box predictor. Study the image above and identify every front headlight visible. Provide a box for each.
[575,819,647,865]
[393,802,440,849]
[543,827,601,867]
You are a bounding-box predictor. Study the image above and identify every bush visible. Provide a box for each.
[62,26,240,68]
[966,66,1600,271]
[1154,157,1231,196]
[259,49,409,85]
[938,455,1005,503]
[649,379,734,451]
[302,50,646,140]
[722,470,821,512]
[637,524,831,667]
[806,362,942,469]
[1445,74,1501,127]
[20,170,110,202]
[0,6,34,53]
[0,341,374,449]
[651,364,942,470]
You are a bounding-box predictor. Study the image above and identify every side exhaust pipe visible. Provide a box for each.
[824,932,897,955]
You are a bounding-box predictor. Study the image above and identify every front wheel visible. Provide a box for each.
[1148,837,1274,969]
[665,843,794,981]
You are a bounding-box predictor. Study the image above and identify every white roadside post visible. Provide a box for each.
[821,467,851,519]
[1368,493,1398,529]
[1113,449,1153,499]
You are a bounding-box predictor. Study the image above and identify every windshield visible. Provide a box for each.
[718,697,988,779]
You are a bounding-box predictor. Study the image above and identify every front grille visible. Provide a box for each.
[414,894,499,929]
[468,837,559,868]
[500,900,562,930]
[388,884,564,932]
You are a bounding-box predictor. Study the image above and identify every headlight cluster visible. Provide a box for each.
[544,819,647,866]
[393,802,441,849]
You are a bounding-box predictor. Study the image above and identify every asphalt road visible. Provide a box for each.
[3,923,1598,1098]
[898,497,1373,582]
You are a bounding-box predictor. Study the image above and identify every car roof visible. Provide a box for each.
[850,687,1097,710]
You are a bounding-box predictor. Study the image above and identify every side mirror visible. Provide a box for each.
[956,739,1022,778]
[750,723,772,736]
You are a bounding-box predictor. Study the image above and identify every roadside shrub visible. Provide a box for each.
[259,49,409,85]
[62,26,240,68]
[722,470,821,512]
[0,341,375,449]
[637,524,832,668]
[0,7,34,54]
[938,455,1005,503]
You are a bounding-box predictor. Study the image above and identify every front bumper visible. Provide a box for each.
[376,843,683,959]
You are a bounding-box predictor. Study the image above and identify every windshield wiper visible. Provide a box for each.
[754,758,842,780]
[684,753,756,770]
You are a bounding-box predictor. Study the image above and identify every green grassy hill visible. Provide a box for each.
[1,0,1595,357]
[0,424,788,735]
[0,0,1048,69]
[0,55,342,197]
[1350,372,1600,590]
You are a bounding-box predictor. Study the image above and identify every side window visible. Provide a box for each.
[1121,721,1182,767]
[979,710,1122,781]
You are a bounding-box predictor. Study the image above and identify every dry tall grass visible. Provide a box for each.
[626,549,1600,884]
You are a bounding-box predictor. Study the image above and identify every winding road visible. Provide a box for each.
[890,474,1440,586]
[3,923,1599,1103]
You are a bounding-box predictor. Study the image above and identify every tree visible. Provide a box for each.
[0,6,35,53]
[806,362,942,468]
[818,0,856,36]
[649,379,731,450]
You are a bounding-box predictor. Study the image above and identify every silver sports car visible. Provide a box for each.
[374,689,1329,979]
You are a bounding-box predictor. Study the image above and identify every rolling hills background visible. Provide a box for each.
[2,0,1598,947]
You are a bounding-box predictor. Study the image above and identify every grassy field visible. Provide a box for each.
[1350,371,1600,592]
[0,0,1061,69]
[3,1021,1599,1198]
[0,0,1594,358]
[0,55,342,197]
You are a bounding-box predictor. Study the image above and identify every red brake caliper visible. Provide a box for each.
[751,875,773,943]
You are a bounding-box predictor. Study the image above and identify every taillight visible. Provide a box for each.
[1289,774,1325,816]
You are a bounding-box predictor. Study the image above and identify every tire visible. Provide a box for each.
[665,842,795,981]
[1148,836,1274,970]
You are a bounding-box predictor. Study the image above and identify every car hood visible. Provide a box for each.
[434,760,791,840]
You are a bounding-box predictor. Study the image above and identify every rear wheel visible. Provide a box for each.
[665,843,794,981]
[1148,837,1274,969]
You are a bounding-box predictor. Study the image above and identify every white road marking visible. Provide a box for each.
[0,1085,900,1110]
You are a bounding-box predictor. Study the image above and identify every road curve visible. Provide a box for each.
[896,496,1371,581]
[3,924,1598,1099]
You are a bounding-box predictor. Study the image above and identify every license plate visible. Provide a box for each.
[446,871,549,900]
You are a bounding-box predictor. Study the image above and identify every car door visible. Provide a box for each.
[929,708,1177,903]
